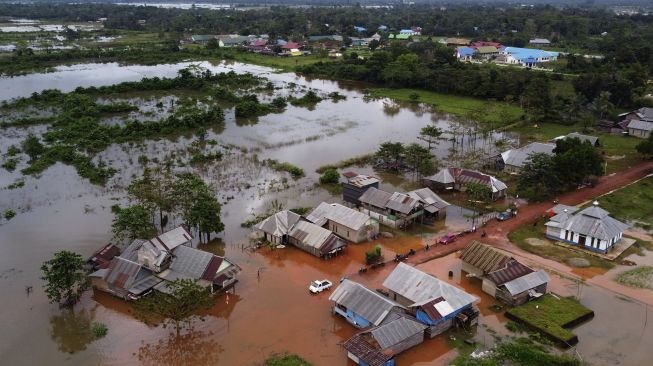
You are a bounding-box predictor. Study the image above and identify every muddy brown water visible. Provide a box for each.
[1,61,650,365]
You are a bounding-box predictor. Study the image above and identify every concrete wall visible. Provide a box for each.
[461,262,484,278]
[628,127,651,138]
[328,220,377,243]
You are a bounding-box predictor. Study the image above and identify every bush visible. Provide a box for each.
[3,209,16,220]
[2,158,18,172]
[319,168,339,184]
[91,322,108,338]
[365,245,382,264]
[6,145,20,156]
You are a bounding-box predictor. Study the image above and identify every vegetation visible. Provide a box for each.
[267,160,305,179]
[453,337,580,366]
[91,322,108,339]
[315,154,374,174]
[375,141,437,178]
[616,266,653,289]
[365,245,383,265]
[133,279,215,336]
[111,204,158,242]
[506,294,594,346]
[1,158,18,172]
[289,91,322,107]
[265,353,313,366]
[636,133,653,159]
[3,209,17,220]
[319,168,339,184]
[588,177,653,228]
[40,250,88,307]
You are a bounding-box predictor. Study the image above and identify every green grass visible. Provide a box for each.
[228,52,327,71]
[508,224,615,269]
[616,266,653,289]
[587,177,653,228]
[315,154,374,174]
[453,337,581,366]
[265,353,312,366]
[506,294,593,345]
[368,88,524,126]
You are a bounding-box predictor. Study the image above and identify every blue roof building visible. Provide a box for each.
[378,25,388,31]
[456,46,476,60]
[502,47,559,67]
[354,26,367,32]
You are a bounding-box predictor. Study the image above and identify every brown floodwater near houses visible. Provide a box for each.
[0,61,652,365]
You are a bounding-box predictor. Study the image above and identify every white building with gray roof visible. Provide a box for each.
[306,202,378,243]
[545,201,629,253]
[499,142,556,173]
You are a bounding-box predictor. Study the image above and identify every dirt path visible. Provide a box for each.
[407,160,653,276]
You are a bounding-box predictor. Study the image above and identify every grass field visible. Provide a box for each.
[616,266,653,289]
[228,52,327,71]
[590,177,653,228]
[506,294,594,346]
[368,88,525,125]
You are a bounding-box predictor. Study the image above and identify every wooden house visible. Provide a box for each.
[342,172,380,206]
[253,210,301,245]
[358,187,423,229]
[288,220,346,258]
[423,168,507,201]
[329,279,406,329]
[306,202,379,243]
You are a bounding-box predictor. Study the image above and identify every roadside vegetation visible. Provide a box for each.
[453,337,581,366]
[264,353,312,366]
[616,266,653,290]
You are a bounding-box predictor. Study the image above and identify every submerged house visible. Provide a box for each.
[359,188,422,229]
[342,172,380,206]
[460,241,549,305]
[545,201,629,253]
[329,279,406,328]
[253,210,301,245]
[342,314,427,366]
[383,263,479,337]
[423,168,507,200]
[306,202,379,243]
[407,188,450,219]
[497,142,556,173]
[288,220,347,258]
[89,256,163,300]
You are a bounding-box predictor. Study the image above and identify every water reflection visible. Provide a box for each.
[49,308,98,354]
[137,329,224,366]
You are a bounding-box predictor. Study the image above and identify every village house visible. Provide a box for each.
[253,210,301,245]
[306,202,379,243]
[497,142,556,173]
[619,107,653,137]
[329,279,406,328]
[470,41,503,48]
[342,314,427,366]
[89,227,240,299]
[406,188,451,220]
[342,172,380,206]
[87,243,121,270]
[545,201,629,253]
[455,46,475,61]
[627,120,653,138]
[460,241,549,305]
[358,187,422,229]
[474,45,500,60]
[529,38,552,46]
[441,37,471,46]
[288,220,347,258]
[550,132,601,147]
[423,167,507,200]
[500,47,559,67]
[383,263,479,337]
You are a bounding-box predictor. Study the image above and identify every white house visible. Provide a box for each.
[545,201,629,253]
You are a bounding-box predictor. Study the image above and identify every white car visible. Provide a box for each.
[309,279,333,294]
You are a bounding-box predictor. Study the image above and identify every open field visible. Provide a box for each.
[616,266,653,289]
[506,294,594,346]
[590,176,653,229]
[368,88,525,125]
[229,52,328,71]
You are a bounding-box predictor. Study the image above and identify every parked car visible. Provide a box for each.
[497,210,514,221]
[438,233,457,245]
[309,279,333,294]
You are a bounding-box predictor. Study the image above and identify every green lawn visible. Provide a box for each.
[506,294,594,345]
[589,177,653,228]
[368,88,524,126]
[228,52,328,71]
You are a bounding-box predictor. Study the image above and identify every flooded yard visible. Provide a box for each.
[1,60,650,365]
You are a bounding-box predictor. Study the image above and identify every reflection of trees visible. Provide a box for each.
[198,238,226,257]
[49,308,97,354]
[382,100,401,116]
[138,329,223,366]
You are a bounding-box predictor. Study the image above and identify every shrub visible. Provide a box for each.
[319,168,339,184]
[365,245,382,264]
[3,209,16,220]
[91,322,108,338]
[2,158,18,172]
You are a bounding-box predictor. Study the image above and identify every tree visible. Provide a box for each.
[591,91,615,120]
[553,138,603,189]
[319,168,339,184]
[41,251,88,307]
[466,182,492,203]
[369,39,380,51]
[22,133,45,161]
[404,143,435,178]
[187,192,224,243]
[376,141,404,169]
[517,153,561,201]
[133,279,215,336]
[206,38,219,49]
[636,133,653,158]
[419,125,442,149]
[111,204,157,242]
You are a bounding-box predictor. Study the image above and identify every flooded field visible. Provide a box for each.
[1,60,650,365]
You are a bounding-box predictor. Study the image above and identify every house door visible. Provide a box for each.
[579,235,587,246]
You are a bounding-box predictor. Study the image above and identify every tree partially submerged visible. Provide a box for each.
[134,279,215,336]
[41,250,88,307]
[111,204,157,242]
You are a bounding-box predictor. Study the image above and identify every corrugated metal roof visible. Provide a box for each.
[152,226,193,251]
[557,205,629,240]
[346,173,380,188]
[169,245,213,279]
[105,257,143,290]
[306,202,371,231]
[427,168,456,184]
[386,192,419,214]
[119,239,146,262]
[565,132,600,145]
[359,187,393,208]
[635,107,653,122]
[627,120,653,131]
[369,315,427,349]
[383,263,478,309]
[460,241,511,274]
[289,220,334,250]
[342,334,391,366]
[425,168,507,193]
[501,142,555,168]
[129,275,163,295]
[504,270,550,296]
[476,46,498,53]
[485,259,534,286]
[329,279,405,326]
[550,204,579,215]
[254,210,301,237]
[407,188,450,210]
[200,256,223,281]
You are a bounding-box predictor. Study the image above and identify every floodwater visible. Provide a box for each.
[1,60,645,365]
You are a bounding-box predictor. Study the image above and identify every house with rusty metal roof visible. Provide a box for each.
[89,256,162,300]
[306,202,379,243]
[86,243,121,270]
[545,201,629,254]
[342,314,427,366]
[288,220,346,258]
[253,210,301,245]
[423,168,507,200]
[460,241,549,305]
[407,188,451,219]
[342,172,380,206]
[358,187,437,229]
[329,279,406,329]
[382,263,479,337]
